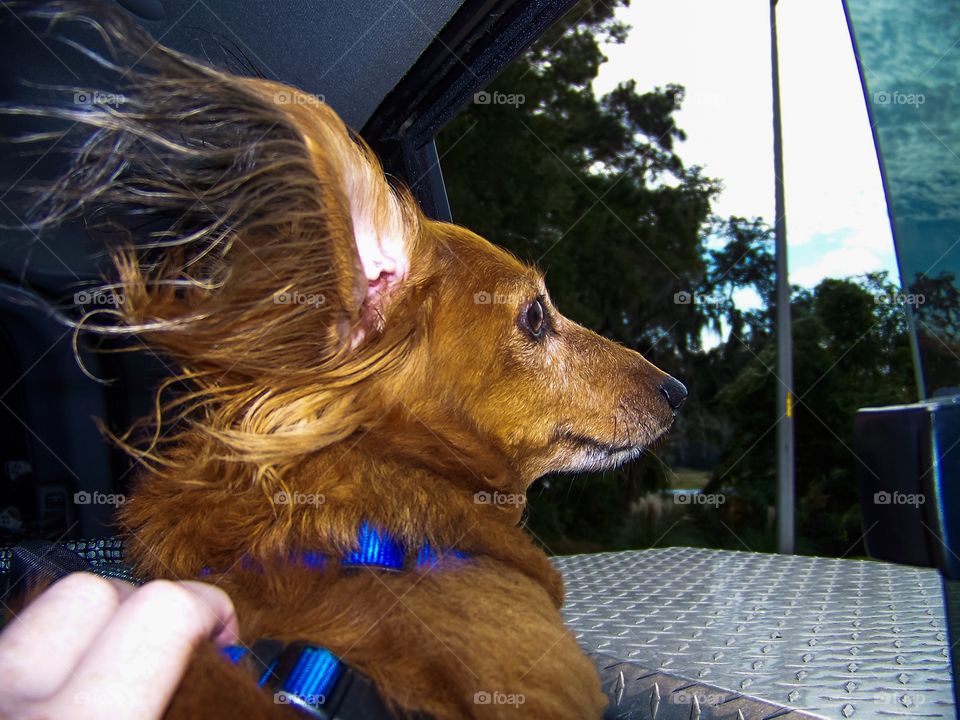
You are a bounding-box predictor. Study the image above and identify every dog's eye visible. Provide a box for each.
[524,299,545,338]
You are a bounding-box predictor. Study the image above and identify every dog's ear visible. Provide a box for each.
[6,1,416,370]
[279,97,415,346]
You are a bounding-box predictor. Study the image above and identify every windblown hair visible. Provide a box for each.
[4,1,425,481]
[1,11,654,718]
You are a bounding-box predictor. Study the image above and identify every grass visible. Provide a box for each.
[667,467,711,490]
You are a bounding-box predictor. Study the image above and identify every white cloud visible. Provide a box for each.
[790,242,890,287]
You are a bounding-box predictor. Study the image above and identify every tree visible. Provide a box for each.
[439,1,915,557]
[708,273,914,555]
[441,2,717,359]
[439,0,768,550]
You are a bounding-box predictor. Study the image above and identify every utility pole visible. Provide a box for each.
[771,0,795,554]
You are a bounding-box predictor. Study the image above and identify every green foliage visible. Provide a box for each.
[441,0,716,360]
[438,1,915,557]
[709,273,914,556]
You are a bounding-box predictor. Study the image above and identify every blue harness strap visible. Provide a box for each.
[222,640,360,718]
[283,646,343,700]
[220,521,466,718]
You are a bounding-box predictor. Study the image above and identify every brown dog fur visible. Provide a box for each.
[6,3,685,717]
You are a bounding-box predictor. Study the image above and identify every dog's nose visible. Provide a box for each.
[659,377,688,411]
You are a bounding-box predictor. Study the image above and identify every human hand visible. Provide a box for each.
[0,572,239,720]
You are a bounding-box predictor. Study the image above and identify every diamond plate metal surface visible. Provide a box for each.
[554,547,955,720]
[590,653,825,720]
[0,537,125,573]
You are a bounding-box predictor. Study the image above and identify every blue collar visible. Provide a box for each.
[202,520,467,577]
[344,520,467,570]
[221,521,466,717]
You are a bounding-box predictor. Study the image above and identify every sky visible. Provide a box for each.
[592,0,900,292]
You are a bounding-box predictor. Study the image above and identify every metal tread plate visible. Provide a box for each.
[554,547,955,720]
[589,653,826,720]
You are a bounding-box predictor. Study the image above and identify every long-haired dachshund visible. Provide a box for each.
[2,2,686,717]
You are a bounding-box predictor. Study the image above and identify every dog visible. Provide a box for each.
[3,3,687,717]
